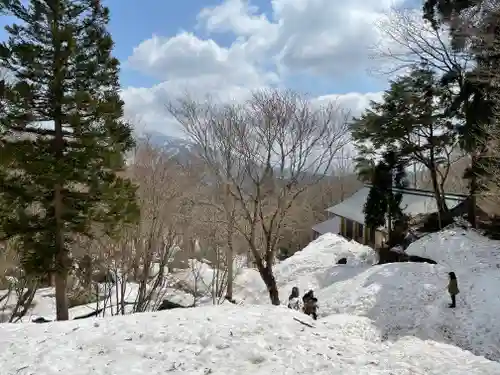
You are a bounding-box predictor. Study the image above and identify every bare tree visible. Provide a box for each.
[372,8,473,76]
[74,138,202,317]
[127,139,200,312]
[0,240,39,323]
[168,89,350,305]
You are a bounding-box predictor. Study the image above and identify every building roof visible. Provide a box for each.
[325,186,467,227]
[312,217,341,235]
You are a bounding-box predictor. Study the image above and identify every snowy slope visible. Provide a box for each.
[405,228,500,271]
[234,229,500,361]
[1,305,499,375]
[233,234,376,304]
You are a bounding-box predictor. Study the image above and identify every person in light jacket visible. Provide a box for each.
[447,272,459,308]
[288,286,300,310]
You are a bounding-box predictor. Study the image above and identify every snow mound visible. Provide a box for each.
[405,228,500,272]
[276,234,377,279]
[1,305,499,375]
[243,231,500,361]
[234,234,376,304]
[316,261,500,357]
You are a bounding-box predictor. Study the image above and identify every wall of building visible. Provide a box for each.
[312,215,387,249]
[338,216,386,248]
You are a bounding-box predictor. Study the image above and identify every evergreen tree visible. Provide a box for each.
[351,67,456,215]
[364,161,391,233]
[363,151,408,247]
[0,0,139,320]
[386,151,409,245]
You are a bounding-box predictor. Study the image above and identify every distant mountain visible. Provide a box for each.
[138,131,362,191]
[138,131,200,165]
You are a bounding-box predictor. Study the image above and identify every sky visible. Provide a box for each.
[1,0,422,138]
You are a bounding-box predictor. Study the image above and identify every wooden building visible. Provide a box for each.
[312,185,467,247]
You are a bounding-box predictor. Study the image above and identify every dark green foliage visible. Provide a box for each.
[364,151,409,245]
[351,67,455,214]
[0,0,139,275]
[364,160,391,231]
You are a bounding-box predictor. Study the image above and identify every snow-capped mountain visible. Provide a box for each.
[137,131,200,164]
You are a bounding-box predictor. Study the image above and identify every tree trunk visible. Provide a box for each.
[54,143,69,320]
[52,1,69,322]
[224,183,234,301]
[54,184,69,321]
[226,244,234,301]
[259,265,280,305]
[468,155,478,228]
[54,267,69,320]
[429,167,448,216]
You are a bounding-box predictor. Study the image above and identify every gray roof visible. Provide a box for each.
[326,186,466,227]
[312,217,341,235]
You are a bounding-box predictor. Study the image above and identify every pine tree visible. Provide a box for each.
[0,0,139,320]
[364,161,390,233]
[385,151,409,246]
[351,67,456,216]
[363,151,408,247]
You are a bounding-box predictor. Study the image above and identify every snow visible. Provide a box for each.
[233,228,500,362]
[2,227,500,373]
[405,228,500,271]
[1,305,499,375]
[234,233,377,304]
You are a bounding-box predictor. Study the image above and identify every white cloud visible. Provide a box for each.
[122,0,411,135]
[315,92,383,117]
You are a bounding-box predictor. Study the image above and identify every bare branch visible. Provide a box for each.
[371,8,473,76]
[168,89,350,305]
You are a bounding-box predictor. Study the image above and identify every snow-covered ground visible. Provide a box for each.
[0,268,203,322]
[233,234,377,304]
[1,227,500,373]
[1,304,499,375]
[233,228,500,362]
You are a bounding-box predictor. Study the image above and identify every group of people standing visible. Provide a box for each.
[286,271,459,320]
[287,287,318,320]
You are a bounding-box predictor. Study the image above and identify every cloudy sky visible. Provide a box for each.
[1,0,421,138]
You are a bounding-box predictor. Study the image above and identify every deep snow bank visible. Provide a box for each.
[1,305,499,375]
[238,230,500,361]
[405,228,500,271]
[234,234,376,304]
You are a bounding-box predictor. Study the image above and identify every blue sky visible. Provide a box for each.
[1,0,417,135]
[105,0,386,95]
[105,0,222,88]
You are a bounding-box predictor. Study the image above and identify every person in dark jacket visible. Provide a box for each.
[302,289,314,303]
[302,290,318,320]
[447,272,459,308]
